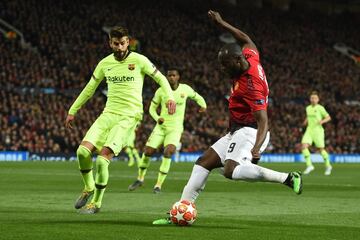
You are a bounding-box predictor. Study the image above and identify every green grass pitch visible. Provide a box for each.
[0,161,359,240]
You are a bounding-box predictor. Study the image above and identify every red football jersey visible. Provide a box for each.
[228,48,269,127]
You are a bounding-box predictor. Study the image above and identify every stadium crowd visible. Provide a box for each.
[1,0,359,154]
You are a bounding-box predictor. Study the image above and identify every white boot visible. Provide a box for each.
[324,165,332,176]
[303,165,315,175]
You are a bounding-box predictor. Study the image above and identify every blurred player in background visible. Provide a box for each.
[124,125,141,167]
[128,68,207,194]
[153,10,303,224]
[301,91,332,175]
[174,142,182,163]
[65,26,176,214]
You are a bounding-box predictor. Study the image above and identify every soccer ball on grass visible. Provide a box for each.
[170,200,197,226]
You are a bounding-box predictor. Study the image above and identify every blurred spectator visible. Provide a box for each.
[0,0,359,154]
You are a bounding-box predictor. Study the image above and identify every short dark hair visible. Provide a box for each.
[219,43,243,57]
[310,91,319,96]
[109,26,129,39]
[167,67,181,76]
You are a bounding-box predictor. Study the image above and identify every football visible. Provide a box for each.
[170,200,197,226]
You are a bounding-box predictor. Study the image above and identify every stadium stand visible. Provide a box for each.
[1,0,359,154]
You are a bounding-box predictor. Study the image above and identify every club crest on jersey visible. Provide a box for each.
[180,93,185,98]
[128,64,135,70]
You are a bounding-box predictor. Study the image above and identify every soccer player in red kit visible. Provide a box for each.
[153,10,303,225]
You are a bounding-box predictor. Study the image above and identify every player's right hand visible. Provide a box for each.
[158,118,165,125]
[166,100,176,115]
[199,107,207,113]
[65,114,75,129]
[251,147,261,164]
[251,157,260,165]
[208,10,223,24]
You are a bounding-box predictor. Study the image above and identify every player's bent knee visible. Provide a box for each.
[144,146,155,156]
[80,141,96,152]
[195,148,223,171]
[195,157,204,165]
[195,157,217,171]
[164,145,176,157]
[301,144,309,150]
[99,147,114,160]
[223,159,239,179]
[224,169,233,179]
[195,157,210,170]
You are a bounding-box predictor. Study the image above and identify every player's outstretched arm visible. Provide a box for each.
[208,10,257,50]
[149,100,160,121]
[194,94,207,112]
[319,106,331,125]
[65,114,75,129]
[320,115,331,125]
[188,86,207,112]
[303,118,308,126]
[149,90,164,124]
[141,56,176,114]
[66,74,103,129]
[150,71,176,115]
[251,110,268,159]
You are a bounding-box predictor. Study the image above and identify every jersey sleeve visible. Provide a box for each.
[320,106,330,118]
[242,48,260,62]
[140,55,158,76]
[68,61,104,115]
[151,88,161,105]
[186,85,207,109]
[93,60,105,80]
[149,89,161,122]
[139,55,174,102]
[243,89,267,112]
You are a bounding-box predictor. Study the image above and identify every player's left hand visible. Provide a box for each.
[199,107,207,113]
[166,99,176,115]
[65,114,75,129]
[251,148,261,164]
[158,117,165,125]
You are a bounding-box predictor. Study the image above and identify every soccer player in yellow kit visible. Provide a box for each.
[301,91,332,175]
[65,26,176,214]
[128,68,207,193]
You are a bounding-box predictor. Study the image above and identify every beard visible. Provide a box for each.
[114,50,127,61]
